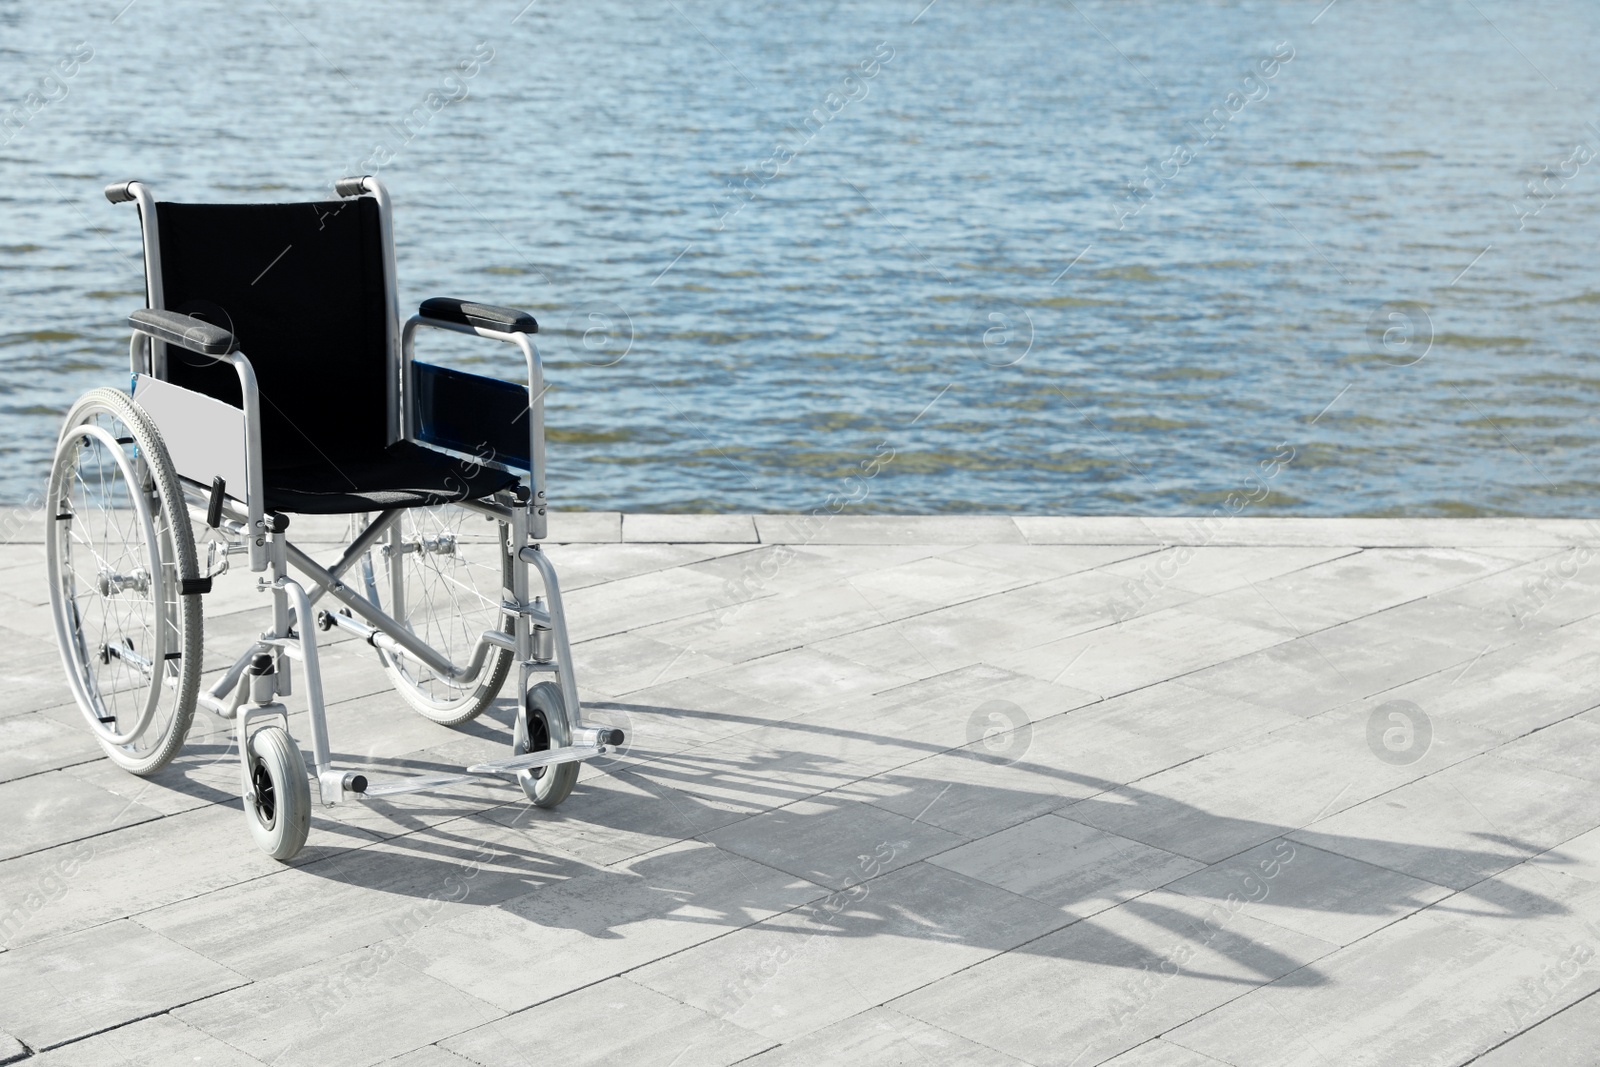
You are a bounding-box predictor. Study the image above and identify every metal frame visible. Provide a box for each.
[106,176,606,808]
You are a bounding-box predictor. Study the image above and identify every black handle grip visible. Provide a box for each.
[104,181,137,204]
[334,176,368,198]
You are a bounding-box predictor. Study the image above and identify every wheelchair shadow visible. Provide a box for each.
[183,690,1592,1001]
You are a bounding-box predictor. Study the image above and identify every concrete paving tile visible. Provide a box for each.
[1436,550,1600,631]
[1210,548,1519,634]
[140,821,590,980]
[802,542,963,569]
[61,728,241,817]
[0,804,373,951]
[704,799,964,890]
[623,513,759,543]
[699,646,916,716]
[1307,627,1600,743]
[1177,582,1360,639]
[891,888,1337,1067]
[840,745,1079,839]
[1165,840,1453,947]
[737,1005,1032,1066]
[1470,990,1600,1067]
[476,765,757,866]
[864,687,1262,828]
[573,629,731,696]
[547,510,621,543]
[1181,618,1478,718]
[665,716,928,810]
[617,732,905,823]
[638,585,907,665]
[1013,516,1166,545]
[590,674,798,752]
[407,840,824,1012]
[930,813,1204,919]
[809,615,984,681]
[0,920,246,1050]
[685,543,946,602]
[1098,546,1358,598]
[1294,754,1600,890]
[1066,701,1501,864]
[441,977,772,1066]
[684,544,845,604]
[0,771,166,861]
[857,659,1107,735]
[1163,910,1593,1067]
[543,541,744,590]
[0,540,47,570]
[564,566,735,643]
[1411,518,1600,548]
[175,948,503,1067]
[1494,717,1600,782]
[0,628,78,718]
[841,555,1033,616]
[1135,517,1574,548]
[1435,854,1600,965]
[798,664,1098,757]
[838,703,1174,837]
[0,1032,20,1067]
[936,542,1157,583]
[0,712,102,782]
[381,1046,480,1067]
[307,688,495,767]
[996,608,1287,698]
[28,1013,268,1066]
[1017,681,1298,785]
[1346,593,1550,654]
[630,861,1070,1043]
[810,601,1062,681]
[1538,824,1600,884]
[755,515,1025,545]
[1017,565,1206,630]
[1099,1039,1236,1066]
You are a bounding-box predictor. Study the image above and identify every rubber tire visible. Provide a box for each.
[48,388,203,775]
[393,643,513,727]
[516,681,578,808]
[365,508,514,727]
[244,726,311,861]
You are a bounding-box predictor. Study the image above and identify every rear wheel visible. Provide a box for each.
[515,681,578,808]
[363,504,514,726]
[46,388,202,775]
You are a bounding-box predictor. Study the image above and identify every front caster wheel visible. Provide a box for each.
[245,726,310,860]
[514,681,578,808]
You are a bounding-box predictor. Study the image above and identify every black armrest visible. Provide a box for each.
[128,308,237,357]
[420,297,537,334]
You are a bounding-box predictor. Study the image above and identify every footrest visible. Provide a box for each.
[358,772,476,799]
[467,744,607,775]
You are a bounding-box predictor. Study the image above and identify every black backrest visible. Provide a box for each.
[154,197,390,470]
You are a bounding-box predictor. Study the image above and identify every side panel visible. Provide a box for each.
[411,361,532,470]
[132,373,249,500]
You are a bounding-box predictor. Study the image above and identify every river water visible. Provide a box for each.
[3,0,1599,515]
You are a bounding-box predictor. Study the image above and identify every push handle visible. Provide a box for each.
[334,175,369,198]
[104,181,138,204]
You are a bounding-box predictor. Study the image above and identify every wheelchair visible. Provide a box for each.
[44,176,621,861]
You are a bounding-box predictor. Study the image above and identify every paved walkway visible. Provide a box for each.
[3,513,1600,1065]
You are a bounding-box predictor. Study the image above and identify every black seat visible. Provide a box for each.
[153,197,515,514]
